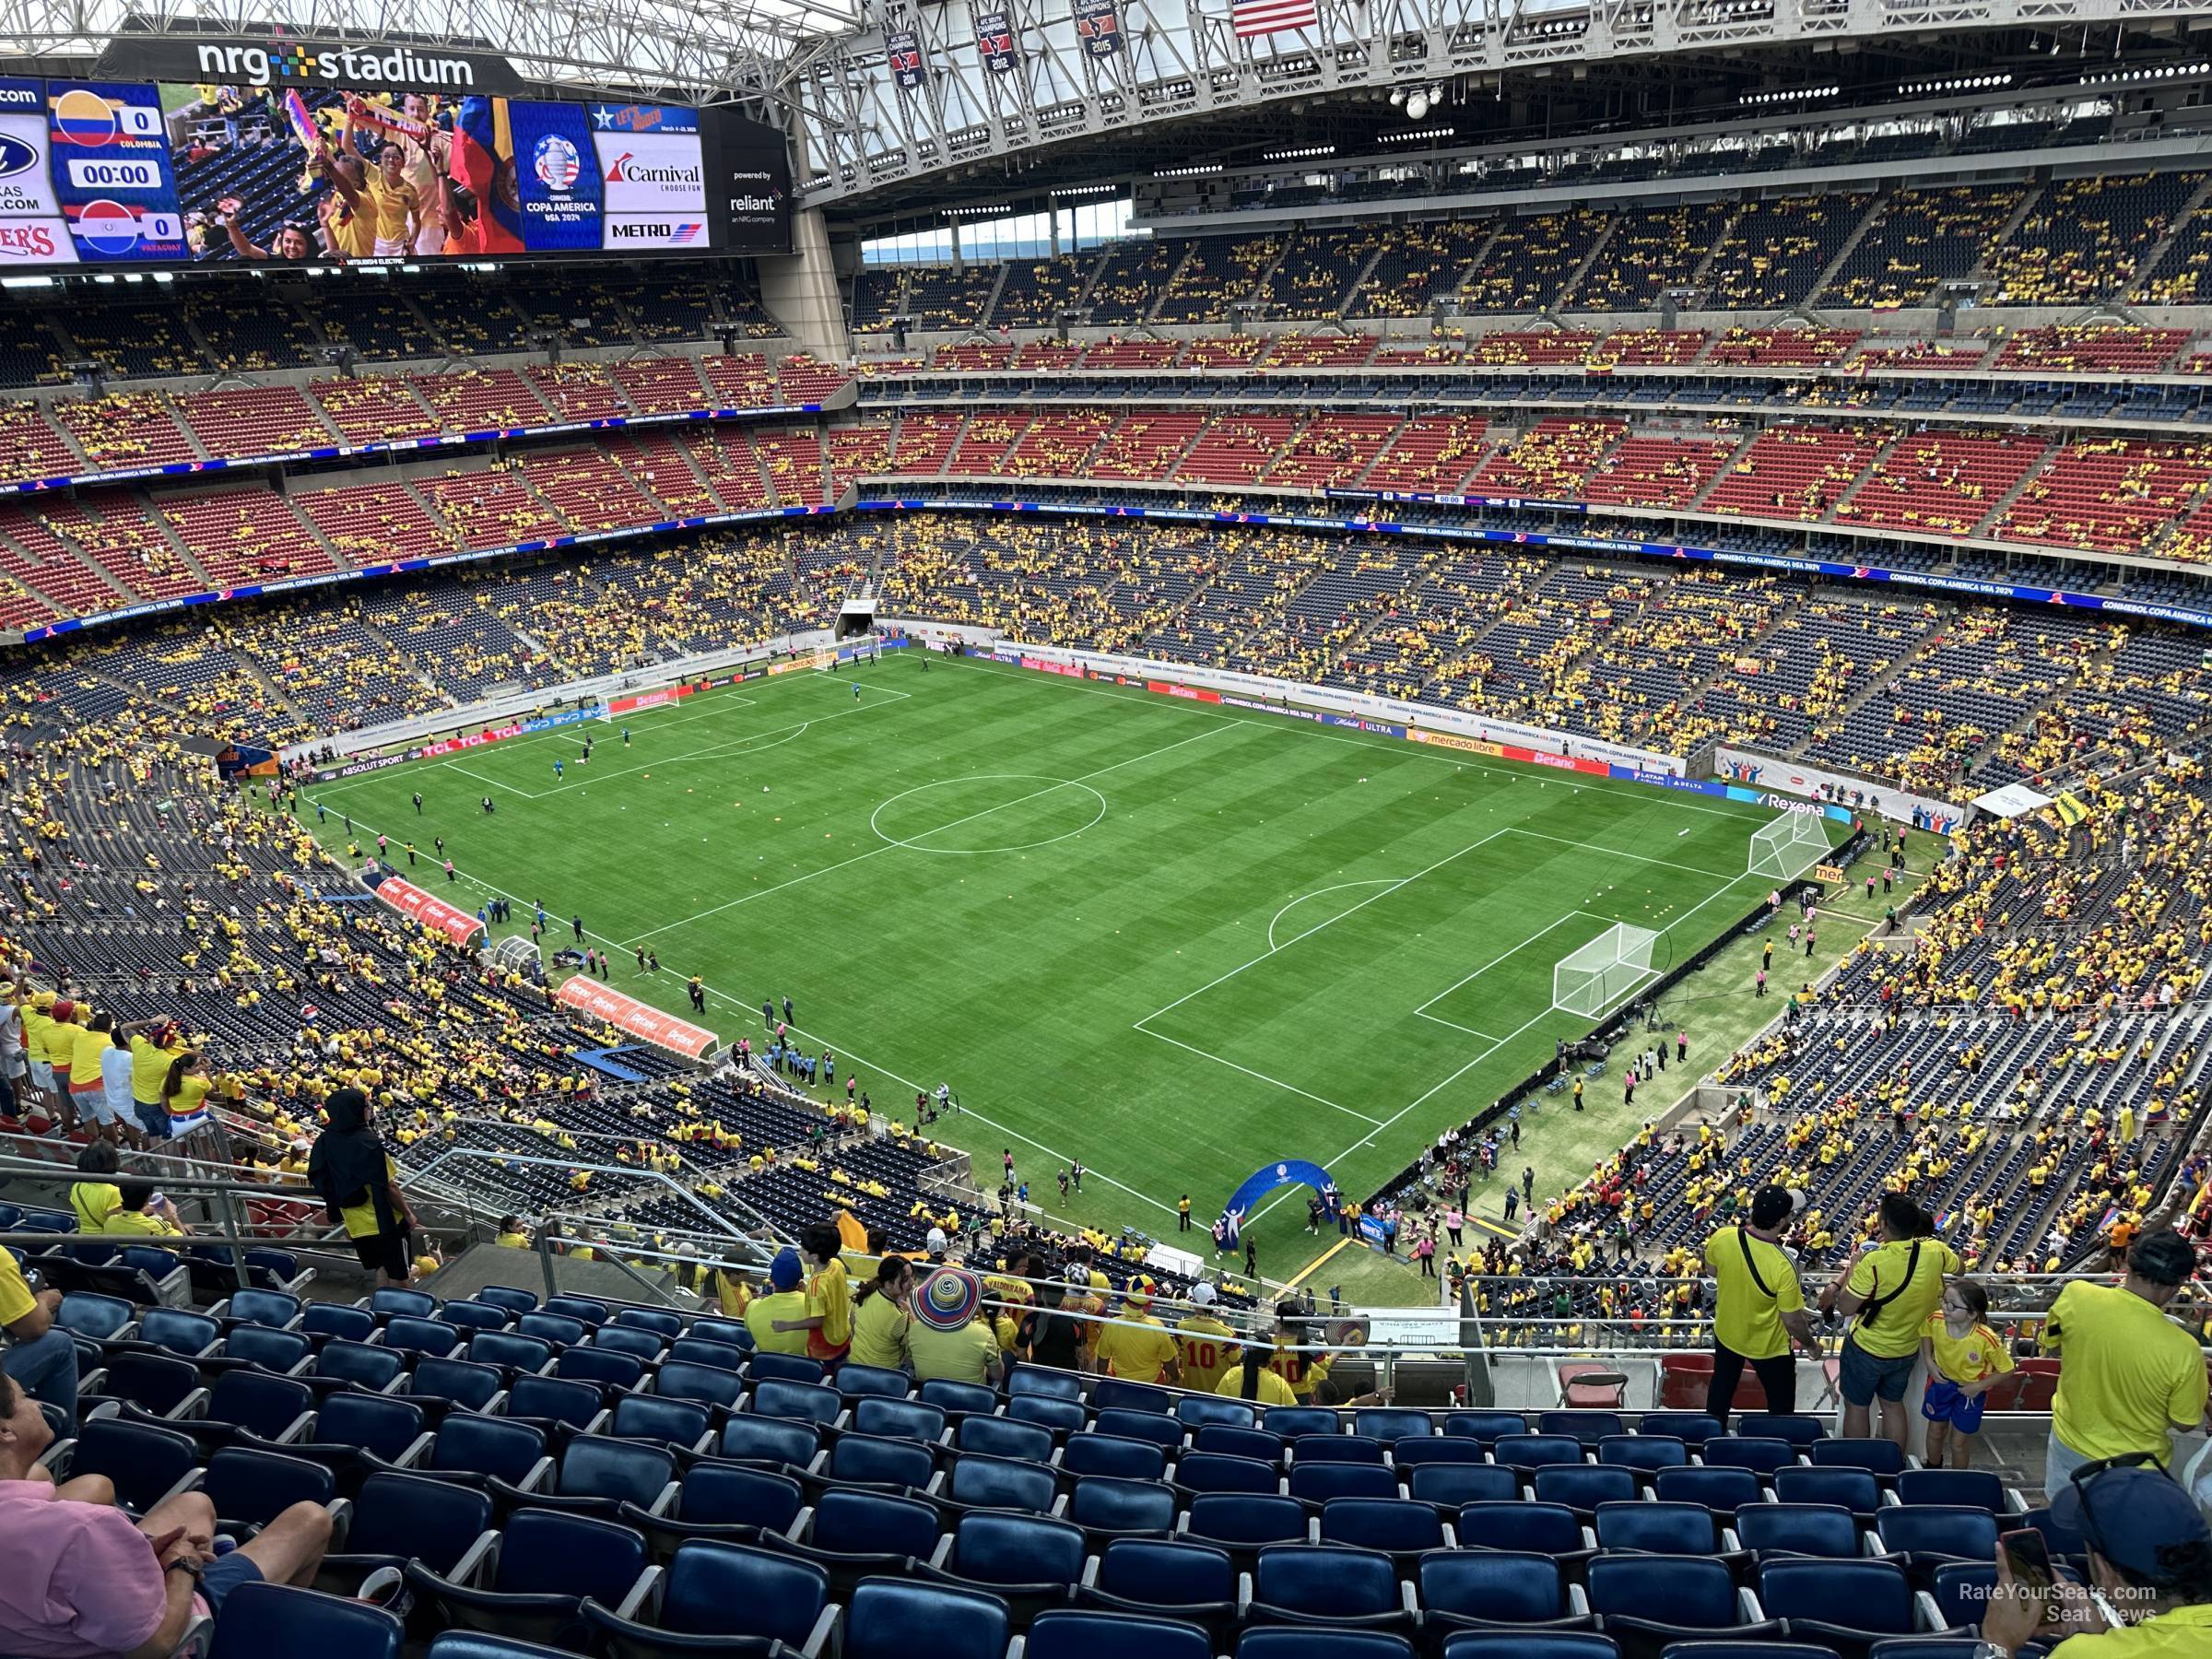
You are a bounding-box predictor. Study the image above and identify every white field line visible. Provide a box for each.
[1136,1028,1382,1127]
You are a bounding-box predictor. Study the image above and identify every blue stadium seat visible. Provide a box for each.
[1294,1432,1387,1465]
[615,1307,684,1339]
[427,1636,576,1659]
[558,1347,646,1392]
[1759,1557,1926,1659]
[56,1289,135,1342]
[1093,1406,1182,1449]
[1594,1500,1725,1556]
[1811,1439,1910,1477]
[839,1362,912,1401]
[655,1359,747,1413]
[1437,1636,1617,1659]
[1418,1549,1597,1635]
[1320,1496,1449,1561]
[1009,1368,1081,1401]
[1874,1506,2001,1577]
[1735,1502,1864,1559]
[469,1332,555,1375]
[843,1578,1012,1659]
[1355,1408,1435,1444]
[405,1508,652,1650]
[1066,1474,1176,1543]
[1896,1469,2016,1516]
[1394,1437,1488,1468]
[1174,1451,1279,1496]
[752,1378,843,1426]
[371,1288,437,1320]
[717,1413,819,1469]
[477,1287,539,1317]
[917,1379,997,1418]
[1653,1465,1764,1516]
[1584,1555,1783,1659]
[1288,1461,1399,1502]
[490,1433,676,1519]
[1599,1434,1689,1474]
[1700,1437,1798,1477]
[592,1324,667,1361]
[919,1511,1087,1629]
[137,1306,220,1358]
[291,1391,431,1481]
[58,1418,199,1513]
[610,1393,713,1453]
[1444,1412,1527,1444]
[624,1461,805,1560]
[1535,1465,1641,1514]
[203,1445,337,1534]
[302,1304,379,1344]
[1195,1424,1286,1465]
[505,1373,609,1441]
[1636,1414,1723,1447]
[1406,1463,1519,1508]
[747,1351,826,1385]
[1077,1536,1241,1645]
[956,1414,1055,1464]
[1736,1415,1828,1447]
[542,1297,609,1326]
[1247,1543,1415,1632]
[1029,1608,1211,1659]
[853,1394,949,1444]
[1094,1378,1171,1415]
[180,1368,315,1447]
[1006,1394,1088,1435]
[1657,1645,1839,1659]
[1183,1492,1311,1572]
[1539,1412,1625,1445]
[206,1581,402,1659]
[1496,1433,1587,1472]
[223,1287,305,1329]
[1455,1500,1591,1571]
[1176,1394,1255,1430]
[1265,1406,1340,1438]
[665,1338,749,1374]
[689,1319,751,1347]
[1865,1643,1985,1659]
[1239,1632,1414,1659]
[1060,1430,1166,1481]
[937,1450,1056,1515]
[221,1324,313,1376]
[441,1301,513,1334]
[825,1430,936,1491]
[1773,1465,1881,1515]
[99,1350,206,1418]
[581,1537,837,1656]
[771,1486,943,1599]
[317,1471,494,1589]
[1925,1562,2063,1637]
[407,1358,505,1417]
[517,1313,589,1348]
[312,1341,406,1394]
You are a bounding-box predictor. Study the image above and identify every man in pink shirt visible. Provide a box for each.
[0,1370,334,1656]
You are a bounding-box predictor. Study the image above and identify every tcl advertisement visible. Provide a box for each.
[0,66,787,267]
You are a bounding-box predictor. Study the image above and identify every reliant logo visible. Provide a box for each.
[603,152,701,185]
[729,194,780,213]
[194,41,478,89]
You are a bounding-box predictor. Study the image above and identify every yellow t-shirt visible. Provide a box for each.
[326,200,375,259]
[69,1025,111,1087]
[167,1074,212,1122]
[910,1317,999,1385]
[849,1290,912,1371]
[130,1035,178,1104]
[2047,1281,2211,1462]
[0,1246,36,1326]
[1846,1238,1962,1359]
[1924,1313,2014,1385]
[19,1007,50,1066]
[69,1181,121,1234]
[338,1154,399,1239]
[494,1230,529,1249]
[41,1018,79,1068]
[2042,1604,2212,1659]
[103,1207,182,1238]
[1092,1313,1178,1383]
[1174,1314,1240,1395]
[1706,1225,1805,1360]
[807,1257,853,1355]
[744,1288,814,1356]
[1217,1365,1298,1405]
[412,1254,441,1279]
[364,175,417,242]
[1268,1339,1331,1401]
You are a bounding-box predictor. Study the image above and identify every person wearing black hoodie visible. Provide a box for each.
[306,1086,417,1287]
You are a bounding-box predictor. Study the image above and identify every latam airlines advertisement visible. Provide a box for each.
[0,72,760,266]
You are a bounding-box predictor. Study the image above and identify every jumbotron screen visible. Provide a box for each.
[0,75,788,267]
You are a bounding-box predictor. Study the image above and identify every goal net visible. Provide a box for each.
[1552,923,1661,1020]
[1747,809,1831,881]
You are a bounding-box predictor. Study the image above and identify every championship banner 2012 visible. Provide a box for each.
[977,9,1019,73]
[372,875,485,947]
[557,976,719,1060]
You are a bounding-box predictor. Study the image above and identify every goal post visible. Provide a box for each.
[1552,923,1661,1020]
[1747,809,1831,882]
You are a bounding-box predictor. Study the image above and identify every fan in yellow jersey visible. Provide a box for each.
[1090,1287,1181,1385]
[1174,1284,1240,1394]
[1218,1337,1299,1405]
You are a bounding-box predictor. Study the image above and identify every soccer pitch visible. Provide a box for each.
[307,650,1818,1270]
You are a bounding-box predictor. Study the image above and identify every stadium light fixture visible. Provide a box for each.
[1406,89,1430,119]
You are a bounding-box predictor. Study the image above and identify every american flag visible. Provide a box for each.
[1231,0,1319,36]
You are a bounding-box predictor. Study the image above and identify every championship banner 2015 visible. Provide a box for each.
[373,875,486,947]
[557,976,719,1060]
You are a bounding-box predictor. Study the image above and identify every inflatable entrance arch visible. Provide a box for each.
[1215,1159,1339,1250]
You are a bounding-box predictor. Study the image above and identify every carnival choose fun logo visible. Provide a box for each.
[194,41,480,89]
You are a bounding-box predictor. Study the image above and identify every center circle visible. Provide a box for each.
[870,772,1107,854]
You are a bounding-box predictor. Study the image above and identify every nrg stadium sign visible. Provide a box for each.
[98,30,524,96]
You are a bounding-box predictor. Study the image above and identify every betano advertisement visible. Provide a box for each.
[0,66,786,267]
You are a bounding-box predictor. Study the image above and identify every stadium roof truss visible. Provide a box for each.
[0,0,863,103]
[779,0,2212,209]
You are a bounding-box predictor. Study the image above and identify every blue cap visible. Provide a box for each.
[2051,1464,2211,1586]
[770,1248,803,1291]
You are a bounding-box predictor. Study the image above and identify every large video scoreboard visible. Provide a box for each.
[0,39,790,269]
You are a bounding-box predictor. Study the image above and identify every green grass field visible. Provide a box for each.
[303,650,1829,1278]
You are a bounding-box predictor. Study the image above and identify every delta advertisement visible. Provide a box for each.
[373,875,486,947]
[557,976,719,1060]
[0,63,775,266]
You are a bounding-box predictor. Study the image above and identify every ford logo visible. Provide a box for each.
[0,134,36,177]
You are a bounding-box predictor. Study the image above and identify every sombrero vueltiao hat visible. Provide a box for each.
[914,1266,982,1332]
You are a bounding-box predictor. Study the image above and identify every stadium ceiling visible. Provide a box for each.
[0,0,863,102]
[779,0,2212,218]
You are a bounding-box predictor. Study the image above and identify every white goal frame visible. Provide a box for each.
[1747,809,1831,881]
[1552,923,1661,1020]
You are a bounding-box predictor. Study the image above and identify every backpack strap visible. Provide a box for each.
[1737,1228,1778,1300]
[1855,1240,1924,1330]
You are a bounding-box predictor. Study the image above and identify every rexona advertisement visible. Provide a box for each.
[0,58,765,265]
